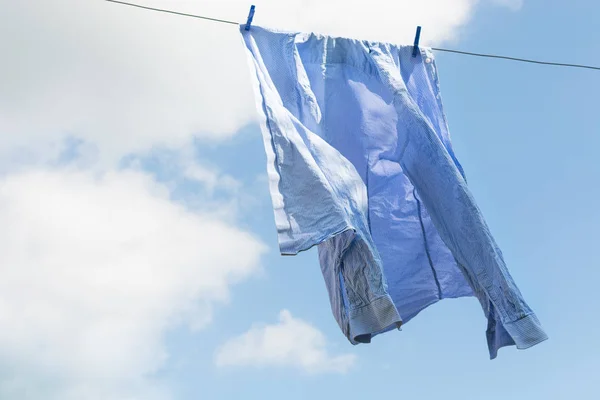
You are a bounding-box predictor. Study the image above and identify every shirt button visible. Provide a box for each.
[425,57,432,64]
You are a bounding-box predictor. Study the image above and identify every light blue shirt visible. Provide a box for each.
[241,25,547,359]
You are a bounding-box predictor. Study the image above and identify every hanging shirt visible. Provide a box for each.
[241,25,547,359]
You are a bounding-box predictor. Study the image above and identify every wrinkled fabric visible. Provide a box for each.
[241,25,547,359]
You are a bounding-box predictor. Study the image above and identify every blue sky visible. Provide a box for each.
[1,1,599,399]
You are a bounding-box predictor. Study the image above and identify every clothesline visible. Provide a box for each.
[105,0,600,72]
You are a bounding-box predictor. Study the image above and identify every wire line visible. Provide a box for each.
[431,47,600,71]
[105,0,600,72]
[105,0,238,25]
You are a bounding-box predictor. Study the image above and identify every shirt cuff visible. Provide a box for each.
[348,295,403,344]
[488,312,548,359]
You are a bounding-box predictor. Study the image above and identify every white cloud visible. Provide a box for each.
[215,310,356,374]
[181,159,241,196]
[122,146,251,222]
[0,0,484,165]
[0,0,525,397]
[490,0,524,11]
[0,167,267,399]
